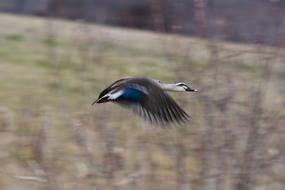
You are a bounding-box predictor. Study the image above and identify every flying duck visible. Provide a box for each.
[92,77,197,125]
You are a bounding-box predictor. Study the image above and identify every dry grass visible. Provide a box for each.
[0,13,284,190]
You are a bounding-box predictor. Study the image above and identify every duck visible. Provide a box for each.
[92,77,197,125]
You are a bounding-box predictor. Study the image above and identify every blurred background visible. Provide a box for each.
[0,0,284,190]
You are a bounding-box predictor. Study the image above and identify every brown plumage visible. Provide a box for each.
[93,77,197,126]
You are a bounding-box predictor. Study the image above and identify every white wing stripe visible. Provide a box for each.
[109,90,124,100]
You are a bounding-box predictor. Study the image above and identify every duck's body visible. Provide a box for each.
[93,77,197,125]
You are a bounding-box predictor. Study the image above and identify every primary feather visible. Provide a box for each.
[94,77,192,125]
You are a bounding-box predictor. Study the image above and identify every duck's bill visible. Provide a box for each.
[186,87,198,92]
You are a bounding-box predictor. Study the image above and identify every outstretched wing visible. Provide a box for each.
[117,78,190,125]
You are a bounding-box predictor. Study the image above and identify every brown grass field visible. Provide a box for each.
[0,13,284,190]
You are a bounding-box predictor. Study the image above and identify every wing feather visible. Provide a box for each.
[116,78,189,125]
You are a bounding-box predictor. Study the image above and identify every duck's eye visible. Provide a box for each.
[177,83,185,87]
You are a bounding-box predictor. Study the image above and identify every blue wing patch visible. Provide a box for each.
[119,86,144,101]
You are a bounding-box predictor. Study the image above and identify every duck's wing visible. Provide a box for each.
[96,78,130,100]
[119,78,190,125]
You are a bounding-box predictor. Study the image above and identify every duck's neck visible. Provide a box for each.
[160,83,183,92]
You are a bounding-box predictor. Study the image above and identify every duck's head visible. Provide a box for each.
[175,82,198,92]
[157,81,198,92]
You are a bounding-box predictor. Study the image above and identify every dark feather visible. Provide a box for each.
[106,77,190,125]
[97,78,129,99]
